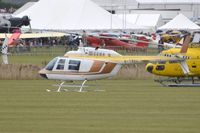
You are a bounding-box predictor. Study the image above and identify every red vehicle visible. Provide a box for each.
[87,33,150,51]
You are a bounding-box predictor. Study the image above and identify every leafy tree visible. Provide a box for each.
[0,1,20,9]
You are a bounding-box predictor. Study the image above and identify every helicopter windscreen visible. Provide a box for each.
[45,57,58,70]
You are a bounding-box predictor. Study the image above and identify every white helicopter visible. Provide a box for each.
[39,47,122,92]
[39,46,177,92]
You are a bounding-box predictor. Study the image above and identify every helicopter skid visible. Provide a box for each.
[168,84,200,87]
[154,77,200,87]
[47,80,104,92]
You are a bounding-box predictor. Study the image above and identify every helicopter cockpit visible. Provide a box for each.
[45,57,81,72]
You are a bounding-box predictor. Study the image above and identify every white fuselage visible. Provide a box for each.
[39,56,121,81]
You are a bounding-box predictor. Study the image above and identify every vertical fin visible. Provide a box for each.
[8,32,21,46]
[1,34,9,64]
[180,35,191,53]
[1,33,21,64]
[1,34,9,55]
[179,35,191,75]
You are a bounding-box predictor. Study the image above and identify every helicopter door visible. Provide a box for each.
[68,60,81,71]
[55,58,66,71]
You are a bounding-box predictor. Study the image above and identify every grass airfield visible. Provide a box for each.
[1,49,200,132]
[0,79,200,133]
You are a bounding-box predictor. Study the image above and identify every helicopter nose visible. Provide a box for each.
[40,73,48,79]
[146,64,154,73]
[39,69,48,79]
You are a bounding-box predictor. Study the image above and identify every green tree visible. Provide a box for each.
[0,1,20,9]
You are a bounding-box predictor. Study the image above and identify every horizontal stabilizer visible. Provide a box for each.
[180,61,190,75]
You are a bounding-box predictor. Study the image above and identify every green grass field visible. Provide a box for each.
[0,80,200,133]
[6,46,66,65]
[1,47,200,132]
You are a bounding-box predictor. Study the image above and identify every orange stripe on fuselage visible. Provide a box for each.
[100,62,116,74]
[89,60,104,72]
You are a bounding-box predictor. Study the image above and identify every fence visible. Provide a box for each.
[5,45,158,56]
[0,63,154,80]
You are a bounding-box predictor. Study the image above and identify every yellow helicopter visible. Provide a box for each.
[146,33,200,86]
[159,30,182,44]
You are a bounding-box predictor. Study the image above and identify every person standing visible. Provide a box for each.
[82,30,87,46]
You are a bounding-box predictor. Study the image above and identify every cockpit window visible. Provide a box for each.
[156,65,165,71]
[68,60,80,70]
[45,57,58,70]
[56,59,66,70]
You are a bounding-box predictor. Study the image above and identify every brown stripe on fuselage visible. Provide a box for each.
[89,60,104,72]
[39,69,100,75]
[39,62,117,75]
[100,62,116,74]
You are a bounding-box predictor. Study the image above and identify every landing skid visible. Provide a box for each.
[154,77,200,87]
[168,84,200,87]
[47,80,104,92]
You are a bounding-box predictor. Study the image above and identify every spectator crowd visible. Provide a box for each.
[0,7,16,13]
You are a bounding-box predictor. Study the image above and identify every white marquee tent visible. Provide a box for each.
[16,0,137,30]
[136,0,200,4]
[13,2,36,15]
[158,14,200,30]
[116,14,163,30]
[136,14,163,28]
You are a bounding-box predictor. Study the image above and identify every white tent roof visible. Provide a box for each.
[136,0,200,4]
[16,0,135,30]
[116,14,138,24]
[158,14,200,30]
[116,14,162,30]
[135,14,162,27]
[13,2,36,15]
